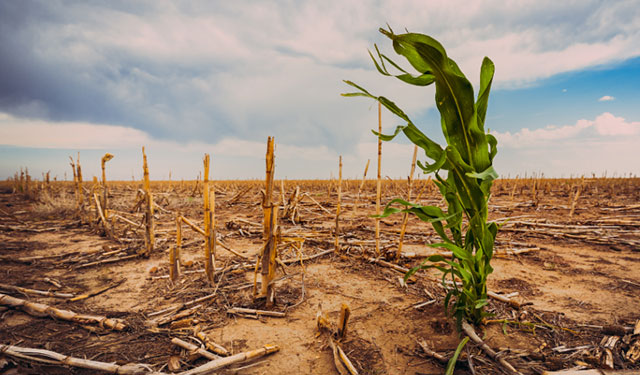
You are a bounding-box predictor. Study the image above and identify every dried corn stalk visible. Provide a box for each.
[93,192,111,237]
[169,246,180,282]
[142,147,155,257]
[172,213,182,282]
[0,344,157,374]
[375,102,382,257]
[335,155,342,252]
[355,159,370,209]
[0,293,126,331]
[203,154,216,285]
[569,176,585,218]
[75,153,84,210]
[337,303,350,339]
[69,156,80,211]
[282,186,301,223]
[179,344,279,375]
[259,137,279,304]
[101,153,114,217]
[397,145,418,259]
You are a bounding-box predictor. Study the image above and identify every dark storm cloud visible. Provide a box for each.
[1,0,639,155]
[0,1,238,142]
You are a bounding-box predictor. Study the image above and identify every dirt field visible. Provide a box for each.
[1,177,639,374]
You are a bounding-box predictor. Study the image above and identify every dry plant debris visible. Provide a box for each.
[0,167,639,374]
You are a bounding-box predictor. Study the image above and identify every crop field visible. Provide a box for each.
[1,167,639,374]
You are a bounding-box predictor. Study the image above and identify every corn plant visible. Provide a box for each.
[343,27,499,326]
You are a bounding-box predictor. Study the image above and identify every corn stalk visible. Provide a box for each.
[101,153,114,217]
[259,137,279,304]
[344,27,499,326]
[141,147,154,258]
[335,155,342,252]
[203,154,216,285]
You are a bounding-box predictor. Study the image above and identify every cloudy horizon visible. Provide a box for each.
[1,1,639,181]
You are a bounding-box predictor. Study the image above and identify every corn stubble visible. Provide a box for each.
[344,27,500,327]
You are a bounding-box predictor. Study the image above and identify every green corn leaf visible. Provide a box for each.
[383,29,438,75]
[445,337,469,375]
[375,205,404,218]
[339,92,371,98]
[384,32,478,167]
[404,264,422,281]
[428,242,471,261]
[404,255,449,282]
[375,198,450,221]
[475,57,495,132]
[342,80,374,96]
[466,165,499,181]
[487,133,498,161]
[372,125,407,142]
[417,149,447,173]
[457,265,473,284]
[370,114,445,165]
[368,49,436,86]
[380,52,409,73]
[474,298,488,309]
[395,72,437,86]
[426,254,446,262]
[401,123,445,163]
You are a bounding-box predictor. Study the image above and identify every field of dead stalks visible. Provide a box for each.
[1,176,639,375]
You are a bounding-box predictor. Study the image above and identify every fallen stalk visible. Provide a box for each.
[0,283,75,299]
[301,193,332,215]
[416,339,449,364]
[178,344,279,375]
[0,292,127,331]
[171,337,220,361]
[484,319,578,335]
[152,304,202,326]
[0,344,162,374]
[147,292,218,320]
[75,254,138,269]
[112,214,143,228]
[69,278,126,302]
[486,291,523,309]
[193,325,230,356]
[0,248,103,264]
[180,215,248,259]
[461,321,522,374]
[329,338,359,375]
[227,307,286,318]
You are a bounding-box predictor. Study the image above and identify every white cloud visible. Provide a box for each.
[495,136,640,178]
[492,112,640,148]
[2,110,638,181]
[490,112,640,177]
[493,119,592,147]
[598,95,615,101]
[593,112,640,135]
[2,1,640,179]
[0,112,398,180]
[0,114,150,149]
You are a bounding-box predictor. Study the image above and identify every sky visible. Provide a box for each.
[1,0,639,181]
